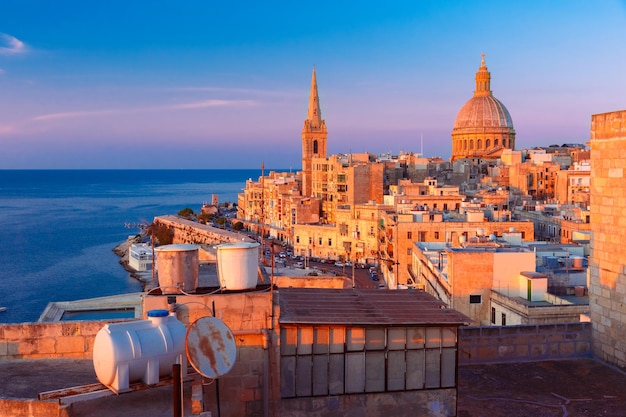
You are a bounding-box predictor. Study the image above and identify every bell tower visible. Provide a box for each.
[301,66,327,198]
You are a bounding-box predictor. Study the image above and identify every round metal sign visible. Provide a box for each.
[185,317,237,378]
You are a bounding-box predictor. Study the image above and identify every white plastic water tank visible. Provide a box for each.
[92,310,187,393]
[217,242,260,290]
[155,244,199,293]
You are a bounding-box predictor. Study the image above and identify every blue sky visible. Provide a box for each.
[1,1,625,169]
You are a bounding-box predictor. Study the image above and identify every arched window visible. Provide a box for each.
[469,140,474,150]
[502,138,506,147]
[486,139,491,148]
[494,138,499,147]
[463,140,467,150]
[313,140,318,154]
[477,139,482,149]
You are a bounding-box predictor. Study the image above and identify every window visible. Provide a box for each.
[501,313,506,326]
[280,325,458,398]
[313,140,318,154]
[407,248,412,255]
[418,232,426,242]
[469,294,482,304]
[296,236,300,244]
[407,231,412,239]
[369,226,375,236]
[318,237,322,245]
[328,238,332,246]
[491,307,496,324]
[434,231,439,240]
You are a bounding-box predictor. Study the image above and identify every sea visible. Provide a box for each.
[0,169,268,324]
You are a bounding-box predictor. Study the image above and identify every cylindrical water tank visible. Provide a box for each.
[217,242,260,290]
[572,256,583,268]
[155,244,199,293]
[92,310,187,393]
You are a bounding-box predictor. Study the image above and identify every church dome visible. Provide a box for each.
[450,54,515,162]
[453,95,513,130]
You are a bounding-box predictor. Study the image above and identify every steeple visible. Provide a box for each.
[474,53,492,97]
[301,66,327,198]
[307,66,323,129]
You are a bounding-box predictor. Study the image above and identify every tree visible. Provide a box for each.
[178,207,195,219]
[232,221,244,231]
[197,213,214,224]
[215,217,227,227]
[154,224,174,245]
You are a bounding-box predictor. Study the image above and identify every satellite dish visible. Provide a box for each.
[186,317,237,378]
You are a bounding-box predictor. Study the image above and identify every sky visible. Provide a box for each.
[1,1,625,169]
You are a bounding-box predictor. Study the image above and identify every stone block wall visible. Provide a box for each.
[0,320,111,360]
[458,322,592,365]
[589,110,626,370]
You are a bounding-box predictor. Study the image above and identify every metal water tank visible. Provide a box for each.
[92,310,187,393]
[572,256,584,268]
[217,242,260,290]
[155,244,199,293]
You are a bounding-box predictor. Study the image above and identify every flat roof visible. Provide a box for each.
[278,288,470,326]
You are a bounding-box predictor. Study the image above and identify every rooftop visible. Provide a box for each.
[278,288,470,325]
[2,357,625,416]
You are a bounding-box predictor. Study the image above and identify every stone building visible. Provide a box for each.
[411,242,589,326]
[301,66,327,198]
[589,109,626,370]
[451,54,516,162]
[379,209,535,289]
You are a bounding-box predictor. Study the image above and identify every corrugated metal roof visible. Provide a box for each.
[278,288,470,326]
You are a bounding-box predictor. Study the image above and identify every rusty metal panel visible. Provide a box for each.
[425,349,441,388]
[406,350,425,390]
[296,355,312,397]
[329,326,345,353]
[365,327,385,350]
[297,326,313,355]
[313,327,329,354]
[441,348,457,387]
[388,327,406,350]
[407,327,425,349]
[281,327,296,355]
[365,351,385,392]
[425,327,441,348]
[347,327,365,351]
[387,350,406,391]
[328,354,345,395]
[312,355,329,396]
[442,326,457,347]
[280,356,296,398]
[345,352,365,393]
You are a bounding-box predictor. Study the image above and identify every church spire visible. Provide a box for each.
[307,66,322,128]
[474,53,492,97]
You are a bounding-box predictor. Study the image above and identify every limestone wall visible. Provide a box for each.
[589,110,626,370]
[0,320,111,360]
[459,322,592,365]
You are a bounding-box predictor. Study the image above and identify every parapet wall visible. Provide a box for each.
[0,320,111,360]
[458,322,592,365]
[1,319,592,364]
[154,215,253,246]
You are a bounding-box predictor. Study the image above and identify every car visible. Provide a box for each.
[355,262,366,269]
[344,261,352,267]
[334,261,344,267]
[279,252,287,258]
[377,283,385,289]
[371,272,378,281]
[294,262,304,268]
[325,259,334,264]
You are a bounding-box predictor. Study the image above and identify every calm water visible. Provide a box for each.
[0,169,266,323]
